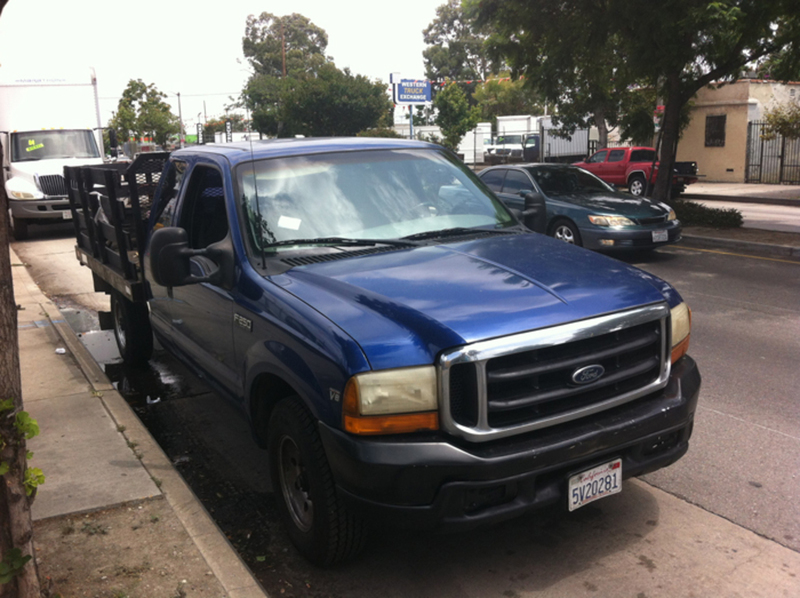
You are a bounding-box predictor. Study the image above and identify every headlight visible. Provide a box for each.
[670,302,692,363]
[668,209,677,221]
[588,215,634,227]
[343,366,439,435]
[9,190,37,199]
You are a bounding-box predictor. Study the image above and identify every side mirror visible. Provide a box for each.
[108,129,118,149]
[522,191,547,234]
[148,227,221,287]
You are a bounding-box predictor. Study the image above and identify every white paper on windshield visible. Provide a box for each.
[278,215,302,230]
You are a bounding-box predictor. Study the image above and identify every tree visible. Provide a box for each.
[434,82,481,151]
[472,76,546,125]
[108,79,180,147]
[280,64,392,137]
[243,12,329,78]
[0,3,45,596]
[762,101,800,140]
[203,113,250,140]
[241,13,390,138]
[474,0,800,201]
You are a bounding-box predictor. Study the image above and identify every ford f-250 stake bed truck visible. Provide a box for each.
[65,138,700,566]
[574,146,699,197]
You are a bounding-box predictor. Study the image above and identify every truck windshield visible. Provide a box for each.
[496,135,522,145]
[237,148,515,253]
[10,130,100,162]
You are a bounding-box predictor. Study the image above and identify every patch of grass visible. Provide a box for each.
[673,199,743,228]
[80,522,108,536]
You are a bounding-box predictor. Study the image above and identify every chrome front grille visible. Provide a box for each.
[38,174,68,197]
[439,304,671,442]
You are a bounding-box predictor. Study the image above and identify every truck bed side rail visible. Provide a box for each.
[64,152,170,302]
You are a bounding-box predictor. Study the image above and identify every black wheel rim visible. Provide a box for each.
[278,435,313,532]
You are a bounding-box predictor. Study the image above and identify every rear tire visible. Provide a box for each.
[110,291,153,366]
[268,396,366,566]
[628,174,647,197]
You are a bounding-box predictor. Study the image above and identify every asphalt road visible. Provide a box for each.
[10,226,800,596]
[619,246,800,551]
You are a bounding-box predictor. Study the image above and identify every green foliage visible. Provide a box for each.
[762,102,800,140]
[243,12,329,78]
[14,411,39,440]
[108,79,180,147]
[472,76,546,124]
[203,114,249,139]
[423,0,501,82]
[434,82,480,151]
[241,13,390,137]
[357,128,404,138]
[0,548,32,585]
[23,467,44,496]
[673,200,743,228]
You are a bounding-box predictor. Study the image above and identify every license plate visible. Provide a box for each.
[568,458,622,511]
[62,211,73,220]
[652,229,668,243]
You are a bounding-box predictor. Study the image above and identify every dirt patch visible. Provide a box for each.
[34,497,227,598]
[683,226,800,247]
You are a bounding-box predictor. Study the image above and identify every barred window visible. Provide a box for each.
[705,115,727,147]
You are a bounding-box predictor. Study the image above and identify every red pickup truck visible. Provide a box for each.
[574,147,699,197]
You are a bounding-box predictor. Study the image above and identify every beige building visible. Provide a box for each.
[677,79,800,183]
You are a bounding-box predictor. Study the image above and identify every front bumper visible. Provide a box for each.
[579,221,682,250]
[9,197,72,222]
[320,355,700,531]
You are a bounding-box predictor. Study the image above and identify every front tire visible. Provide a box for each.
[549,219,583,247]
[9,212,29,241]
[110,291,153,366]
[268,397,366,566]
[628,174,647,197]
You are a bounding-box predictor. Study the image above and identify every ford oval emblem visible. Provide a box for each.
[572,364,605,385]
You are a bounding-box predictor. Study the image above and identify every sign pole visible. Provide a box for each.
[410,106,414,140]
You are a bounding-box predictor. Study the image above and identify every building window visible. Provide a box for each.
[705,115,726,147]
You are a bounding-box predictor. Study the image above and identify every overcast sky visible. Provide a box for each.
[0,0,444,127]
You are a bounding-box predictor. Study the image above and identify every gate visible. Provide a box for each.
[745,121,800,184]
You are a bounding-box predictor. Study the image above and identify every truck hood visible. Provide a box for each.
[551,191,672,219]
[11,157,104,179]
[271,233,670,370]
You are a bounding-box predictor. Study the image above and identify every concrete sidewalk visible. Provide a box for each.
[11,245,268,598]
[682,181,800,205]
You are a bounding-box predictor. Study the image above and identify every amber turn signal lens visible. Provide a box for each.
[671,334,690,364]
[344,411,439,435]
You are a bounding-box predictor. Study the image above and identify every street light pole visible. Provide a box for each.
[176,92,184,148]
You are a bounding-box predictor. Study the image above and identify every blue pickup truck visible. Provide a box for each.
[65,138,700,565]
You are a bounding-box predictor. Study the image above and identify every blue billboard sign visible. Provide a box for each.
[394,79,431,104]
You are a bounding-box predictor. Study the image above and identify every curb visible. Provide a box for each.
[46,307,269,598]
[681,194,800,207]
[680,235,800,261]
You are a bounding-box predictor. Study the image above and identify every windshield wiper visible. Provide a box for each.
[402,227,509,241]
[264,236,419,249]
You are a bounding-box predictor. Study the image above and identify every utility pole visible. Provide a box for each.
[281,19,287,78]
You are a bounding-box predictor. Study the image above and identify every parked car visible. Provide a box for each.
[573,146,699,197]
[478,163,681,250]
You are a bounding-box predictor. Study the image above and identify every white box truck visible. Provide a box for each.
[1,66,105,240]
[485,115,593,164]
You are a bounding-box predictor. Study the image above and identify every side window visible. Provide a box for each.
[705,115,726,147]
[480,169,506,192]
[607,149,626,162]
[501,170,534,195]
[152,160,187,230]
[587,150,608,164]
[179,165,229,249]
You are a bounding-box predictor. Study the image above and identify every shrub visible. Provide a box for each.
[672,199,743,228]
[356,127,403,138]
